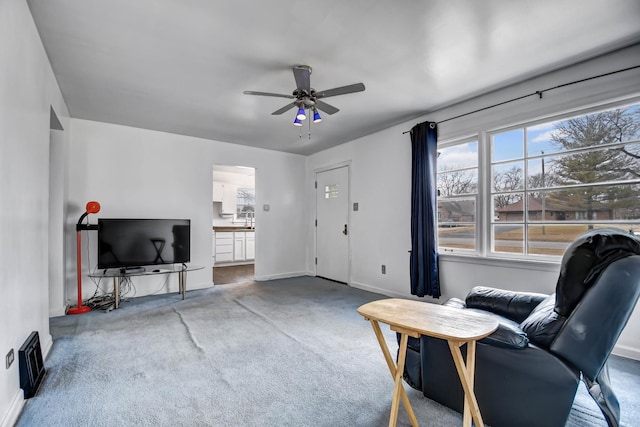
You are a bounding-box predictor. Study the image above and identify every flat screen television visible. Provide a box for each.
[97,218,191,270]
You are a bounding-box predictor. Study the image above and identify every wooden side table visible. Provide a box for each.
[358,298,498,427]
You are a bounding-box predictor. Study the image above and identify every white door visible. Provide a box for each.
[316,166,349,283]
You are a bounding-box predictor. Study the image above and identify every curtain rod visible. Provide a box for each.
[402,64,640,134]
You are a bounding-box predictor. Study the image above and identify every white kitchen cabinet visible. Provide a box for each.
[215,231,234,262]
[234,232,245,261]
[213,182,224,202]
[214,230,255,265]
[222,184,237,214]
[245,231,255,260]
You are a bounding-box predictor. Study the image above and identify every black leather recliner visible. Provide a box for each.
[401,228,640,427]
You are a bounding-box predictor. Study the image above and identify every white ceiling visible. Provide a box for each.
[27,0,640,155]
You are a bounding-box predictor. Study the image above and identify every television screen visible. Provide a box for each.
[97,219,191,270]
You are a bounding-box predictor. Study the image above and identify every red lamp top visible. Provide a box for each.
[86,201,101,214]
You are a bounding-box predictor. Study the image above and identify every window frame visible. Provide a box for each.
[437,96,640,262]
[488,98,640,260]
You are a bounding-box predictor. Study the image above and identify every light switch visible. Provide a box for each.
[263,204,270,212]
[353,202,359,211]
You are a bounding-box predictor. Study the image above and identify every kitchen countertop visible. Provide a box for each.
[213,226,255,232]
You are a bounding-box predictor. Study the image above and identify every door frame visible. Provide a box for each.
[314,161,351,284]
[49,107,67,317]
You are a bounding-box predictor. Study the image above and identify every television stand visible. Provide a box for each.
[120,266,145,274]
[89,265,204,309]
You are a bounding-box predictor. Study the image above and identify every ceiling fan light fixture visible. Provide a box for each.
[293,117,303,126]
[313,108,322,123]
[296,107,306,121]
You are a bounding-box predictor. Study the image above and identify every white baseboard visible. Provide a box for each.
[1,389,24,427]
[349,281,420,299]
[187,281,214,291]
[612,343,640,361]
[253,271,308,281]
[48,305,66,318]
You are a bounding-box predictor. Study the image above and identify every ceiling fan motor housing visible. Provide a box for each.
[243,64,364,116]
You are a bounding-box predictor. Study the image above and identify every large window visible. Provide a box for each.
[437,100,640,259]
[490,101,640,257]
[437,139,479,252]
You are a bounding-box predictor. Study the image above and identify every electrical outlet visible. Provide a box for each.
[6,348,14,369]
[381,265,386,274]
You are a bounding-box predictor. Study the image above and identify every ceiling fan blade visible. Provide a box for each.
[293,65,311,92]
[316,83,365,99]
[315,100,340,115]
[243,90,294,99]
[271,103,296,115]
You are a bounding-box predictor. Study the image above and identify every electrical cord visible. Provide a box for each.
[81,215,114,308]
[148,274,170,295]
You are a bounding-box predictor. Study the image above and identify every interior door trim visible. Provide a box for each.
[314,161,351,284]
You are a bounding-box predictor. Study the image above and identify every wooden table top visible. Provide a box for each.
[358,298,498,341]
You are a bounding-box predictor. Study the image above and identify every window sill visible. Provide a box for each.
[438,251,561,272]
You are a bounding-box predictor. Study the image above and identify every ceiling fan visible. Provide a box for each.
[243,65,365,126]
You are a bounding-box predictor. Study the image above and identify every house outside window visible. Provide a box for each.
[490,101,640,257]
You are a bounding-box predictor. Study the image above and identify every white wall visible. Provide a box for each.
[307,44,640,359]
[64,119,308,304]
[0,0,70,425]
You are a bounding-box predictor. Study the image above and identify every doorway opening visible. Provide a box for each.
[212,165,256,285]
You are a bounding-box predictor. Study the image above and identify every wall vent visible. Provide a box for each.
[19,331,46,398]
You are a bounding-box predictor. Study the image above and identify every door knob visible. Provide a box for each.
[343,224,348,235]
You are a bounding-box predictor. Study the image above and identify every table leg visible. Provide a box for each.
[448,340,483,427]
[462,340,476,427]
[113,277,119,309]
[369,320,419,427]
[179,270,186,300]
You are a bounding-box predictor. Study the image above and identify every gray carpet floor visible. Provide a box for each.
[17,276,640,426]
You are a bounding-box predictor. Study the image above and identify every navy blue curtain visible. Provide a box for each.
[410,121,440,298]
